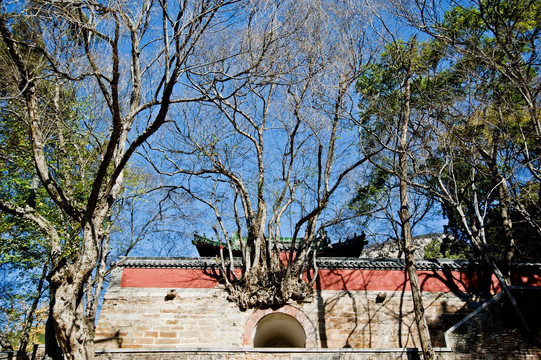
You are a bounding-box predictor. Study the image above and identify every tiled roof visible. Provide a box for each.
[116,257,221,269]
[114,256,541,271]
[192,233,367,257]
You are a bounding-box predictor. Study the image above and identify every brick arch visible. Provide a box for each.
[242,304,317,348]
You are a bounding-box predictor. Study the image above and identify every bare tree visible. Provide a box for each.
[144,0,380,309]
[0,0,238,359]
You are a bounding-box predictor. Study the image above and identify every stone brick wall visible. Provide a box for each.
[93,261,541,359]
[95,267,472,350]
[96,287,244,349]
[314,288,470,349]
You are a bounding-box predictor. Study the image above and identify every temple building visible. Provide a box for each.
[94,235,541,359]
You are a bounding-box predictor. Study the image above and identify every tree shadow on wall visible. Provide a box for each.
[314,266,496,350]
[315,270,402,348]
[94,330,123,349]
[418,266,500,347]
[315,274,359,348]
[419,264,495,298]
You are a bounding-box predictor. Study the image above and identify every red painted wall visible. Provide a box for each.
[121,268,219,289]
[313,268,492,292]
[119,267,541,293]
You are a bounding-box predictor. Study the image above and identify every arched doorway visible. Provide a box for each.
[253,313,306,348]
[242,304,318,348]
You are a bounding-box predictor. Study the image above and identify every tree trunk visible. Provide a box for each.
[397,39,434,360]
[50,268,96,360]
[47,219,103,360]
[497,175,516,284]
[484,125,516,284]
[403,231,434,359]
[17,262,48,359]
[44,293,63,360]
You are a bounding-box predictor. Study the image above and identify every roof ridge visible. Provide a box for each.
[114,256,541,271]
